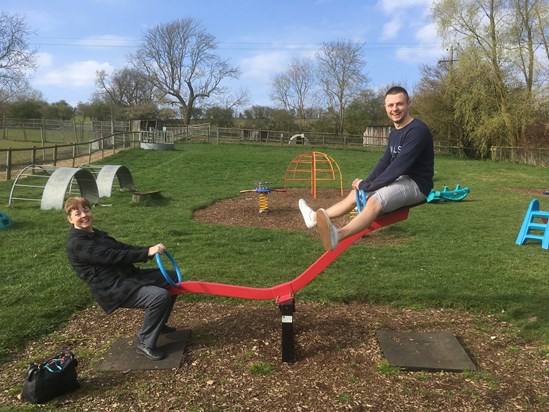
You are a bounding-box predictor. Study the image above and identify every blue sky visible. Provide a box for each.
[4,0,443,107]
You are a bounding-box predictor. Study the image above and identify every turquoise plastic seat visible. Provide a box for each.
[0,211,14,229]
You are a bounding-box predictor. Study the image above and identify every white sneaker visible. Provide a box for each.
[299,199,316,229]
[316,209,339,251]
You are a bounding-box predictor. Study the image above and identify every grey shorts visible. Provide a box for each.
[368,175,426,214]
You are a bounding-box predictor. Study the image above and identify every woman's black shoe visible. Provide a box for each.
[136,343,166,360]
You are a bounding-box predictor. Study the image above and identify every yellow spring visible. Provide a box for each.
[349,208,358,219]
[258,192,269,213]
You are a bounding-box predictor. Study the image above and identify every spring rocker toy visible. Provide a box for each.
[155,196,424,362]
[426,184,470,203]
[240,182,285,213]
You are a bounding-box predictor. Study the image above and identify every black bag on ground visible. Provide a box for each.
[22,351,80,404]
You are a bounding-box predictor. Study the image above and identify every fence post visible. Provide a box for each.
[6,149,12,181]
[72,144,77,167]
[53,145,58,166]
[32,146,37,165]
[42,118,46,143]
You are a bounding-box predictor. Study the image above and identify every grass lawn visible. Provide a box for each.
[1,142,549,364]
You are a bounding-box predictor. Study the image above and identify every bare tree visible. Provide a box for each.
[210,86,250,114]
[131,18,240,125]
[270,56,316,130]
[96,67,157,107]
[316,40,368,134]
[0,11,37,102]
[96,68,161,128]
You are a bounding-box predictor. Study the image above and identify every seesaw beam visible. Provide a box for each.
[169,208,410,300]
[169,207,411,362]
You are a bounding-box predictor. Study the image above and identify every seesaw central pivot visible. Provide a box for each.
[278,299,296,362]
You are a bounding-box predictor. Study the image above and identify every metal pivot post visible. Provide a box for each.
[279,299,296,362]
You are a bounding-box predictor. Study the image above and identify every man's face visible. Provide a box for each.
[385,92,410,126]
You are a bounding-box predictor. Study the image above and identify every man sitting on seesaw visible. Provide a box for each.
[299,86,434,251]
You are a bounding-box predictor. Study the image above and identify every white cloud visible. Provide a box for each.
[376,0,434,14]
[380,17,403,41]
[374,0,441,64]
[35,60,114,87]
[375,0,436,42]
[239,51,291,81]
[36,52,54,67]
[76,35,136,48]
[394,22,442,64]
[415,22,439,43]
[394,45,442,64]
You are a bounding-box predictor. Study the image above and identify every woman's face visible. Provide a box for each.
[67,205,94,232]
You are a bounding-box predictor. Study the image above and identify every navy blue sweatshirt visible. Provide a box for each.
[359,118,434,196]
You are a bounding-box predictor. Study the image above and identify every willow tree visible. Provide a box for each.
[131,18,240,125]
[431,0,548,147]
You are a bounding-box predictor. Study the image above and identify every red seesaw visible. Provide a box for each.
[167,207,412,362]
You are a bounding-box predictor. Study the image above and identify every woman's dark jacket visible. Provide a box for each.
[66,226,165,314]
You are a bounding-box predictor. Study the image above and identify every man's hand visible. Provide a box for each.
[352,178,363,190]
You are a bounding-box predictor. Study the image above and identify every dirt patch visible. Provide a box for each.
[194,188,407,244]
[1,188,548,411]
[503,186,549,197]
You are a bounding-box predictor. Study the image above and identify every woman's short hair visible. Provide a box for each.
[64,197,92,215]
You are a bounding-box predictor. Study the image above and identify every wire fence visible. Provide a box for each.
[1,132,141,181]
[1,117,131,144]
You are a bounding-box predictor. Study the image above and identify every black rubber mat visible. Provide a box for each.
[94,330,191,371]
[376,330,477,372]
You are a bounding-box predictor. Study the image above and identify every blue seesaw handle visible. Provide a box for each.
[155,251,183,288]
[355,189,367,213]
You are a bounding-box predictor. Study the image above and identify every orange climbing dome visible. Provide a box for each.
[283,151,343,199]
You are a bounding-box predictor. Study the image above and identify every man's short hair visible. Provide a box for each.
[385,86,409,101]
